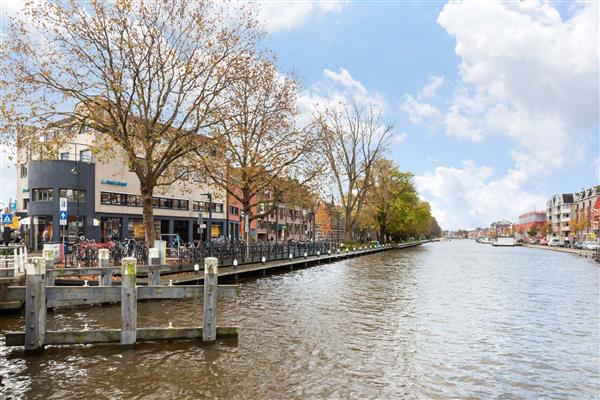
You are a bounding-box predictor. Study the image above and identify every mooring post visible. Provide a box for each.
[121,257,137,345]
[98,249,111,286]
[203,257,218,342]
[148,248,161,286]
[25,257,46,351]
[42,249,55,286]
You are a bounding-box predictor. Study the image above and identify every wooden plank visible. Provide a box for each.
[25,258,46,351]
[203,257,218,341]
[4,326,238,346]
[6,285,238,307]
[121,258,137,345]
[98,249,111,286]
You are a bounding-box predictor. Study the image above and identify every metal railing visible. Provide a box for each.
[0,245,28,277]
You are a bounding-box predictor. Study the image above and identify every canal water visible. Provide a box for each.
[1,241,598,399]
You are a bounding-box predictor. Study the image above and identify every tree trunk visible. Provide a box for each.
[344,206,353,242]
[141,188,156,248]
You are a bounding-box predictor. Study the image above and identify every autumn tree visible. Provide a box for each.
[316,102,393,241]
[0,0,260,246]
[528,226,538,237]
[428,217,442,238]
[193,56,323,243]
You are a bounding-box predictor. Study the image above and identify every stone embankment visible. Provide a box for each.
[523,244,598,262]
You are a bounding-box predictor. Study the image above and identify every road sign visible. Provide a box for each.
[1,213,13,225]
[59,211,68,226]
[59,197,68,212]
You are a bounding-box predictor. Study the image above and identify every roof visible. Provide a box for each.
[562,194,574,203]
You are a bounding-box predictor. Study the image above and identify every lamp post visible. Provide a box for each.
[200,192,213,257]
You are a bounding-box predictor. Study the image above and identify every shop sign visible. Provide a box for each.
[101,179,127,187]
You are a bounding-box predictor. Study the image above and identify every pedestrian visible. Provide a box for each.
[2,226,12,246]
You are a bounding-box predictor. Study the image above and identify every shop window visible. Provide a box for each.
[31,188,54,201]
[59,189,86,202]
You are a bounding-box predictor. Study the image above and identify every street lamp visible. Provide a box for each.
[200,192,213,257]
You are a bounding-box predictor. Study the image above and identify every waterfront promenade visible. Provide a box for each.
[523,244,598,261]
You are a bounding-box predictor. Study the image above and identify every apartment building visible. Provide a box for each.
[546,193,574,238]
[571,185,600,240]
[16,128,229,250]
[513,211,547,236]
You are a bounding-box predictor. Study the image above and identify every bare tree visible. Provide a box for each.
[0,0,260,246]
[194,56,323,243]
[316,102,393,240]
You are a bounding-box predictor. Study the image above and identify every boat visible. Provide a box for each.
[476,237,493,244]
[491,236,518,247]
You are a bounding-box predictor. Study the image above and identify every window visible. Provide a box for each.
[60,153,70,160]
[20,164,27,178]
[212,202,224,213]
[59,189,86,202]
[193,201,208,212]
[23,198,29,210]
[230,206,239,216]
[128,194,141,207]
[79,149,92,162]
[31,188,54,201]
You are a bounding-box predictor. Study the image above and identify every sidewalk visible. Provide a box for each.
[523,244,597,260]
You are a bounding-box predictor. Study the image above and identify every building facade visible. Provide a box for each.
[571,186,600,241]
[16,130,230,250]
[513,211,547,237]
[546,194,574,238]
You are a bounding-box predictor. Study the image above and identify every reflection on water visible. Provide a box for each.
[1,241,598,399]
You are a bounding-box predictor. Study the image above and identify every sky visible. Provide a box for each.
[0,0,598,230]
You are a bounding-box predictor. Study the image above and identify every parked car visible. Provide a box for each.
[582,241,599,251]
[548,238,561,247]
[538,238,548,246]
[572,242,583,250]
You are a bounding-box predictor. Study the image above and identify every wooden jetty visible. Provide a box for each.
[0,241,429,309]
[4,256,238,351]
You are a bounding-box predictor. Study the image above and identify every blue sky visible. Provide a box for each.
[1,0,598,230]
[256,0,599,229]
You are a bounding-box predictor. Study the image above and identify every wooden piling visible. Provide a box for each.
[120,257,137,345]
[203,257,218,342]
[25,257,46,351]
[98,249,111,286]
[42,249,55,286]
[148,248,161,286]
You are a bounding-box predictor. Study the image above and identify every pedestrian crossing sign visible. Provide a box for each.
[1,213,13,225]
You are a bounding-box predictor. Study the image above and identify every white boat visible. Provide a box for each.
[476,237,493,244]
[492,236,517,247]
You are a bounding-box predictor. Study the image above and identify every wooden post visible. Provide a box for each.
[121,257,137,345]
[42,249,55,286]
[98,249,111,286]
[203,257,218,342]
[148,248,160,286]
[25,257,46,351]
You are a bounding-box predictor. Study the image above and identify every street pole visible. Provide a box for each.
[207,193,212,257]
[275,205,279,244]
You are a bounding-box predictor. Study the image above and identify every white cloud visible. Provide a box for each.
[400,95,439,125]
[437,0,598,156]
[418,75,444,99]
[414,1,598,229]
[415,160,546,230]
[392,133,408,145]
[298,67,386,125]
[254,1,344,33]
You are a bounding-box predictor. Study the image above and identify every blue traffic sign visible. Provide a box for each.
[59,211,68,220]
[1,213,13,224]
